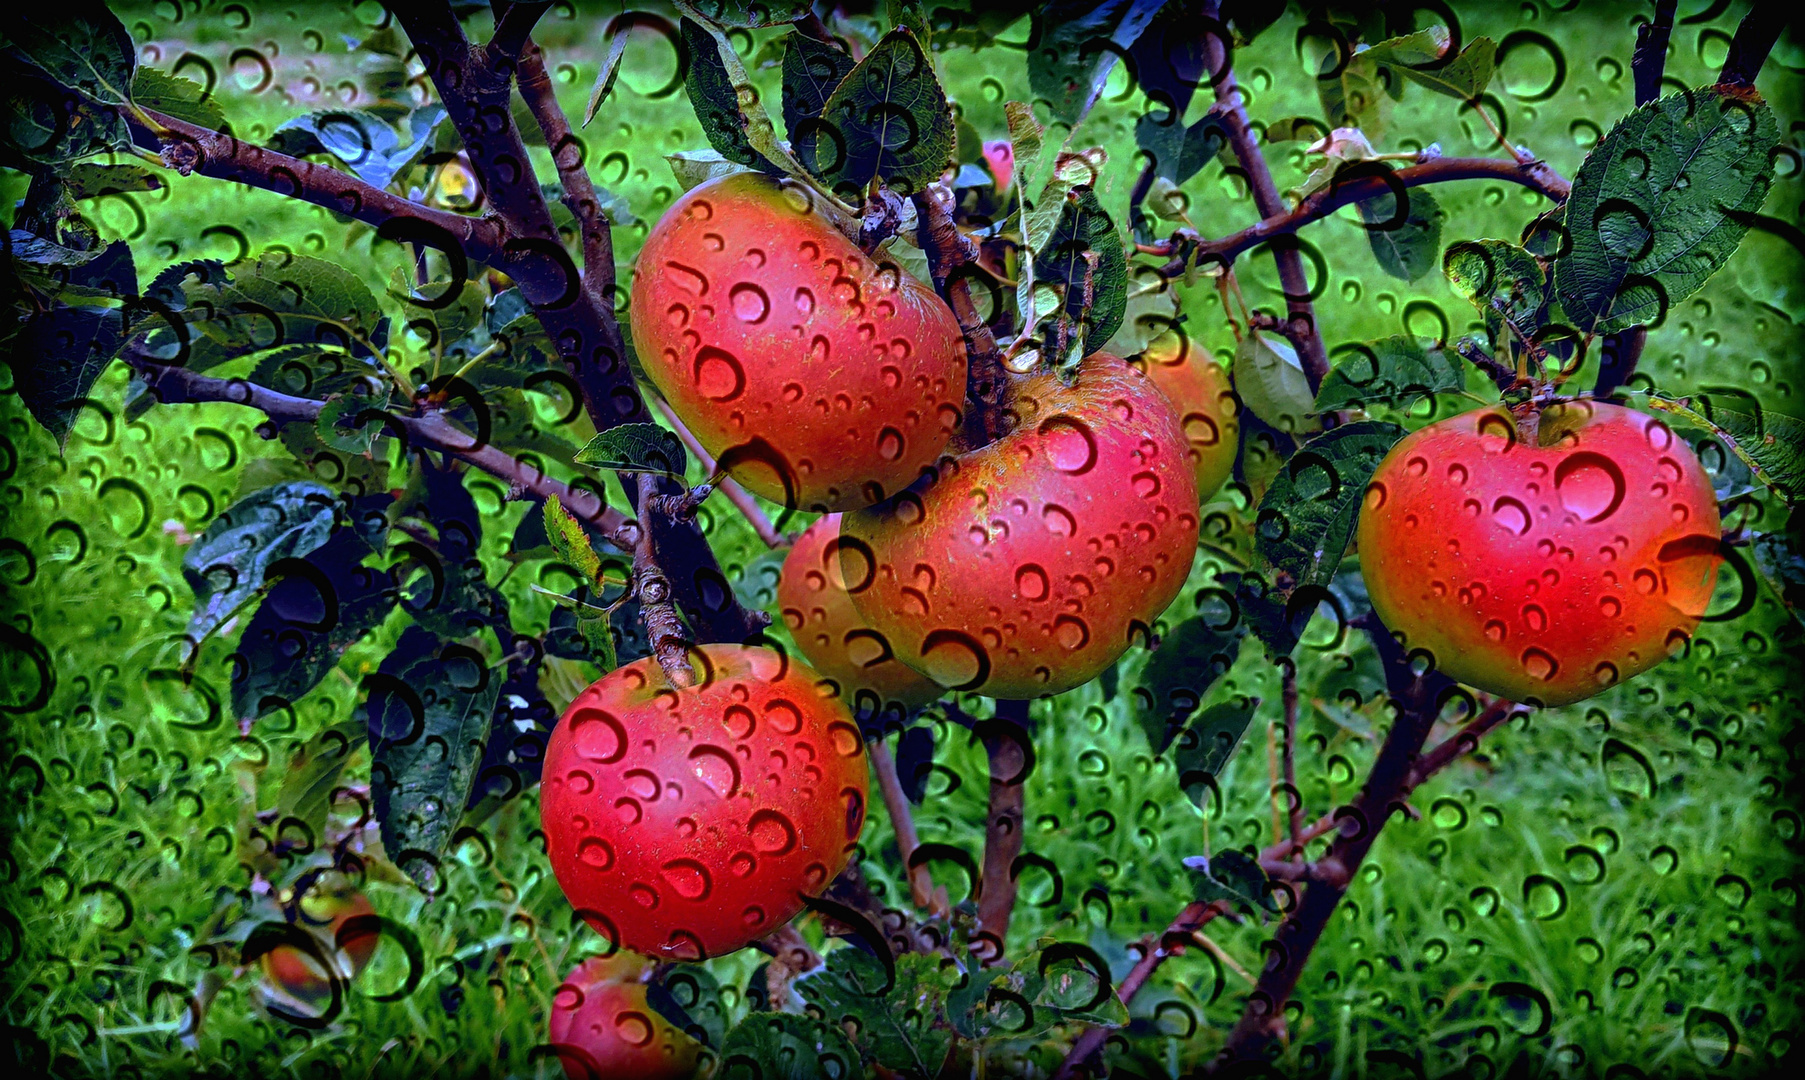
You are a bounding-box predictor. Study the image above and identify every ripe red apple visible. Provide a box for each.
[1358,401,1722,707]
[840,352,1201,698]
[540,644,868,960]
[630,172,967,511]
[260,875,379,1006]
[1128,327,1239,501]
[548,953,700,1080]
[778,513,943,727]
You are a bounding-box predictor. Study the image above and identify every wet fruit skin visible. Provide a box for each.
[841,352,1201,699]
[1359,401,1722,707]
[260,878,379,1004]
[779,513,944,727]
[548,953,701,1080]
[540,644,869,960]
[631,171,967,511]
[1128,328,1239,501]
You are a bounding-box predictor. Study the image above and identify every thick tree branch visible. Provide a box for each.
[869,735,945,916]
[912,187,1012,446]
[1718,0,1785,88]
[1632,0,1679,105]
[128,355,635,547]
[487,0,552,60]
[1054,900,1233,1079]
[1219,612,1453,1063]
[121,107,505,264]
[633,472,697,687]
[975,699,1030,964]
[653,397,787,549]
[1154,156,1570,280]
[1198,2,1328,389]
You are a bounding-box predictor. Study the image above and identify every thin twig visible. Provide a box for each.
[1053,900,1231,1080]
[754,923,823,1008]
[516,41,617,307]
[633,473,696,688]
[975,699,1030,965]
[652,397,787,549]
[869,736,946,917]
[1281,665,1301,847]
[911,187,1013,446]
[1405,697,1525,792]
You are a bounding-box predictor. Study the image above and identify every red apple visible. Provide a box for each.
[1128,327,1239,501]
[779,513,944,726]
[548,954,700,1080]
[841,352,1201,698]
[630,172,967,511]
[1358,401,1722,707]
[540,644,868,960]
[260,875,379,1006]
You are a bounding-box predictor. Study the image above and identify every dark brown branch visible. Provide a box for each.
[121,107,505,264]
[911,187,1013,447]
[755,923,823,1007]
[1054,900,1233,1079]
[1405,697,1525,792]
[1455,337,1520,393]
[487,1,552,60]
[653,397,787,549]
[1632,0,1679,104]
[1154,156,1571,280]
[1718,0,1785,88]
[975,699,1029,964]
[1198,2,1328,389]
[870,735,945,916]
[1218,613,1453,1062]
[517,40,617,307]
[633,473,696,687]
[129,356,635,547]
[1281,665,1302,846]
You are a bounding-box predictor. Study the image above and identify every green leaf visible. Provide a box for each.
[2,5,136,105]
[582,22,630,128]
[1318,51,1396,137]
[1554,85,1778,335]
[1358,184,1444,282]
[683,0,814,27]
[1234,332,1316,435]
[1135,109,1228,187]
[131,68,226,131]
[680,15,783,173]
[666,148,753,191]
[1263,115,1331,143]
[1004,100,1044,195]
[315,390,391,455]
[543,496,604,587]
[1314,336,1464,412]
[1027,0,1169,129]
[1172,699,1259,812]
[816,27,955,196]
[1255,421,1407,629]
[145,252,387,373]
[4,304,122,447]
[1394,35,1497,102]
[1444,238,1549,341]
[1034,186,1126,356]
[796,950,956,1079]
[366,626,503,889]
[2,79,130,164]
[274,718,366,838]
[1185,848,1279,915]
[1361,25,1451,68]
[182,482,339,645]
[783,30,856,177]
[65,163,160,200]
[573,422,688,478]
[717,1012,863,1080]
[269,106,444,191]
[644,965,730,1050]
[1645,395,1805,505]
[1131,614,1248,754]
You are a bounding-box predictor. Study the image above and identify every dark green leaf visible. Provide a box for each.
[1172,699,1259,812]
[1027,0,1168,129]
[143,252,386,373]
[1034,186,1126,356]
[681,17,781,172]
[783,30,856,177]
[684,0,814,27]
[1185,848,1279,915]
[1554,85,1778,334]
[1131,614,1248,754]
[1444,239,1549,342]
[1358,184,1444,281]
[574,422,688,477]
[1318,51,1396,137]
[269,106,444,191]
[274,718,366,838]
[796,950,956,1078]
[1314,336,1464,412]
[1135,109,1228,186]
[816,27,954,196]
[182,481,339,644]
[1647,394,1805,505]
[1234,332,1315,435]
[465,660,555,813]
[65,163,160,200]
[230,529,397,723]
[2,78,130,164]
[1264,116,1331,143]
[131,68,226,131]
[2,5,136,105]
[1361,25,1450,68]
[4,303,121,447]
[644,965,731,1050]
[582,23,630,127]
[314,389,391,455]
[1394,36,1496,102]
[247,344,382,400]
[716,1012,863,1080]
[366,625,502,889]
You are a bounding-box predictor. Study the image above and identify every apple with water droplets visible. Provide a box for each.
[779,512,943,728]
[548,953,701,1080]
[1358,401,1722,707]
[1128,327,1239,501]
[840,352,1201,699]
[540,644,869,960]
[631,172,967,511]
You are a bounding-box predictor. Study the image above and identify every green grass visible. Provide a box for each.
[3,2,1803,1078]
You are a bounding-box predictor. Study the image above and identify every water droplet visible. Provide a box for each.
[1522,874,1568,919]
[729,282,770,323]
[749,809,798,855]
[1686,1008,1739,1068]
[1405,456,1428,477]
[614,1011,655,1047]
[1447,463,1468,485]
[1602,738,1657,798]
[1633,568,1658,595]
[1015,563,1049,601]
[661,859,712,901]
[876,426,904,462]
[1521,647,1557,681]
[729,852,755,877]
[741,905,766,928]
[1365,481,1388,510]
[1645,418,1672,450]
[664,261,709,296]
[843,787,865,838]
[829,722,862,758]
[1042,504,1077,537]
[1593,661,1619,686]
[723,705,755,740]
[1522,604,1546,632]
[629,883,659,908]
[571,711,627,763]
[1484,620,1507,642]
[689,745,741,800]
[1554,451,1626,522]
[1039,417,1098,474]
[765,699,803,735]
[1054,615,1091,651]
[1491,497,1532,536]
[578,837,614,870]
[1131,471,1161,498]
[693,346,746,401]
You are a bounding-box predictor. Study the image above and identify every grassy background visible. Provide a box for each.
[2,1,1802,1077]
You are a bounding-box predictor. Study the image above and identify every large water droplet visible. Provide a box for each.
[661,859,713,901]
[693,346,746,401]
[1522,874,1568,919]
[1054,615,1091,651]
[1554,451,1626,522]
[729,282,770,323]
[1015,563,1049,602]
[689,745,741,800]
[571,711,627,763]
[749,809,798,854]
[578,837,614,870]
[1039,417,1099,474]
[1520,647,1557,681]
[918,628,990,690]
[1491,496,1532,536]
[764,699,803,735]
